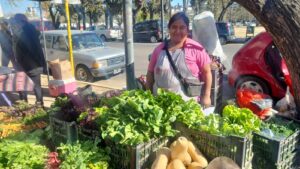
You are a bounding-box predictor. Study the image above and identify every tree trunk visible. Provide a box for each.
[82,7,86,30]
[110,14,113,28]
[233,0,300,118]
[49,5,60,29]
[218,1,234,21]
[89,12,93,27]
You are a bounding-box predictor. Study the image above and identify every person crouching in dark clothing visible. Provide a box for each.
[12,14,46,106]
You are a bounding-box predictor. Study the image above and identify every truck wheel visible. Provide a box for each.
[75,65,94,82]
[150,36,158,43]
[100,35,107,42]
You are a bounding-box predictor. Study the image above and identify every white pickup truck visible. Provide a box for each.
[89,25,122,41]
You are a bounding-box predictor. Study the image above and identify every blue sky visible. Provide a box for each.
[171,0,183,6]
[0,0,183,16]
[0,0,39,16]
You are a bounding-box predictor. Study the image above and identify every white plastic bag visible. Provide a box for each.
[275,87,296,117]
[192,11,226,61]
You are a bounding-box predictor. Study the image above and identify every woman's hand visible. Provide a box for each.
[201,94,211,108]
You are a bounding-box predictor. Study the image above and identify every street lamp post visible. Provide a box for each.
[123,0,136,89]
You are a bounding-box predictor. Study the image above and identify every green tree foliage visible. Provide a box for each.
[82,0,104,26]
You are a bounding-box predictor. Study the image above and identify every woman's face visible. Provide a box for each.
[169,19,188,44]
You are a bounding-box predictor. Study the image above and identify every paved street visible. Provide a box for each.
[87,41,244,103]
[92,41,243,89]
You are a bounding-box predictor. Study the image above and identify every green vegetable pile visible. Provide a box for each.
[221,105,261,136]
[155,89,204,128]
[98,90,178,145]
[191,105,261,137]
[260,117,300,138]
[58,141,110,169]
[0,140,49,168]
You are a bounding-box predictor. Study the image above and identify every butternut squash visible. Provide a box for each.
[187,141,208,168]
[170,137,192,165]
[187,162,203,169]
[151,147,171,169]
[167,159,186,169]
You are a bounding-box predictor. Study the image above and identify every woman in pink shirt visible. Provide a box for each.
[146,12,212,107]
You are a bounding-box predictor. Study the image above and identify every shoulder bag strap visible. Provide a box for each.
[163,40,185,84]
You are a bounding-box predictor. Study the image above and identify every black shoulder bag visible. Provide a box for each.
[164,40,204,97]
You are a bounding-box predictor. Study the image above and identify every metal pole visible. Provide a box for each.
[160,0,164,40]
[183,0,187,12]
[39,1,50,82]
[123,0,136,89]
[65,0,75,76]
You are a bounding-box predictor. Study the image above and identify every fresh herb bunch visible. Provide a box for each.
[0,140,49,168]
[57,141,110,169]
[48,95,84,122]
[261,117,299,138]
[77,107,107,130]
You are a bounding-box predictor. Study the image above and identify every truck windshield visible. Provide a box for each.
[72,33,103,50]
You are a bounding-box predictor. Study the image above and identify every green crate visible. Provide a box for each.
[252,130,300,169]
[78,126,101,141]
[107,137,169,169]
[49,116,78,145]
[175,123,252,169]
[253,152,298,169]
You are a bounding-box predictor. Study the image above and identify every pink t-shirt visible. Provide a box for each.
[148,38,211,79]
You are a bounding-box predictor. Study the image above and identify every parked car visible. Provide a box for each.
[215,22,235,44]
[133,20,167,43]
[30,20,55,31]
[88,25,122,41]
[228,32,291,99]
[42,30,125,82]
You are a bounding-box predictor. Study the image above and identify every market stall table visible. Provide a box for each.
[0,67,34,106]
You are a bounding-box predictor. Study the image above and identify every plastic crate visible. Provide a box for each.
[175,123,253,169]
[252,130,300,169]
[78,126,101,141]
[107,137,169,169]
[49,116,78,145]
[253,152,298,169]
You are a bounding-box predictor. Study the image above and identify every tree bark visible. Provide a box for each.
[233,0,300,117]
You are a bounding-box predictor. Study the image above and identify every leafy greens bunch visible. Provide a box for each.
[155,89,205,128]
[99,90,177,145]
[57,141,110,169]
[260,117,300,138]
[0,140,49,168]
[192,105,261,137]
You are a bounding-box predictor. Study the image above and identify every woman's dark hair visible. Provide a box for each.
[168,12,189,29]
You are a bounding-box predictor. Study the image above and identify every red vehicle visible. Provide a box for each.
[228,32,291,99]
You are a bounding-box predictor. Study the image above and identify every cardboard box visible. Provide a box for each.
[48,59,74,80]
[48,78,77,97]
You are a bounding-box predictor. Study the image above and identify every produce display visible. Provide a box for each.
[151,137,208,169]
[57,141,110,169]
[1,87,299,168]
[0,101,47,139]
